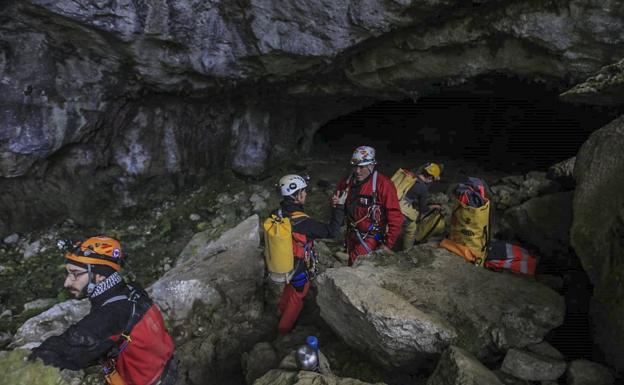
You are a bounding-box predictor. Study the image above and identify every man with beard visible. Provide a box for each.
[29,236,177,385]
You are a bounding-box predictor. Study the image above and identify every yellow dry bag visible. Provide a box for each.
[414,209,446,243]
[391,168,419,221]
[449,198,490,265]
[263,210,309,279]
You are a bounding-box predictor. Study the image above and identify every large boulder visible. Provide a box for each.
[316,267,457,369]
[501,192,573,259]
[148,214,262,326]
[10,299,90,350]
[427,346,502,385]
[570,115,624,371]
[500,348,566,382]
[317,246,564,368]
[148,215,271,385]
[566,359,615,385]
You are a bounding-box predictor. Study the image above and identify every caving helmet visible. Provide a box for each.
[60,235,124,297]
[422,162,442,180]
[278,174,309,197]
[64,236,124,272]
[350,146,376,166]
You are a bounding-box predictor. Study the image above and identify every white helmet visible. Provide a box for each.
[278,174,308,197]
[350,146,376,166]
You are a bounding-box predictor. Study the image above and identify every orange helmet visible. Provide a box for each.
[65,236,124,271]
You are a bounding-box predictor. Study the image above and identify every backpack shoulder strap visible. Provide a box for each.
[102,295,128,307]
[289,211,309,225]
[290,211,309,219]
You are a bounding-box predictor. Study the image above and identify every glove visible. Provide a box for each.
[332,190,348,206]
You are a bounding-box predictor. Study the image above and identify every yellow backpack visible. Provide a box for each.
[449,198,490,265]
[414,209,446,243]
[391,168,419,221]
[263,210,308,281]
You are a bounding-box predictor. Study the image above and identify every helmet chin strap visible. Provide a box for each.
[83,264,97,297]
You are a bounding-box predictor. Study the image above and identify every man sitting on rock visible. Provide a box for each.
[400,162,445,249]
[29,236,177,385]
[274,174,346,334]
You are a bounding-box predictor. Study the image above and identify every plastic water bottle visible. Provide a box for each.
[296,335,320,372]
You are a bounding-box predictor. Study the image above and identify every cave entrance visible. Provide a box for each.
[314,75,620,173]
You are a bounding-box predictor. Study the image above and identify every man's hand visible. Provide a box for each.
[332,190,348,207]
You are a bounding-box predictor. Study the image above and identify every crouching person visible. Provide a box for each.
[270,174,345,334]
[29,236,177,385]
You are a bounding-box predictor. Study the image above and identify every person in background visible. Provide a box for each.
[401,162,444,249]
[334,146,403,266]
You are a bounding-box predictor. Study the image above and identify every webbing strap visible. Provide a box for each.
[354,229,373,254]
[102,295,128,307]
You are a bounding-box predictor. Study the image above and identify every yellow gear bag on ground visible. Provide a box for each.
[449,198,490,265]
[391,168,419,221]
[414,209,446,243]
[263,211,308,275]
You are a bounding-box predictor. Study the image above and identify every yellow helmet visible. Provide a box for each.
[423,162,442,180]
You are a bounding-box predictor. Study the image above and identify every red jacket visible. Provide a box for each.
[337,170,403,249]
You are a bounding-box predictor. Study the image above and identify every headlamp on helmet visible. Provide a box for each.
[64,236,124,272]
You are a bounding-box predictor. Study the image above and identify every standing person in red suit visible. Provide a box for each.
[273,174,346,334]
[334,146,403,266]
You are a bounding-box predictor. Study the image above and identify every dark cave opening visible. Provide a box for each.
[314,75,621,174]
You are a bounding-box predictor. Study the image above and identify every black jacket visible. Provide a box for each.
[29,273,144,370]
[279,199,344,240]
[405,180,431,219]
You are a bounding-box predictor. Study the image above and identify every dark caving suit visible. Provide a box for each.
[337,170,403,265]
[402,178,434,249]
[276,199,344,334]
[30,273,176,385]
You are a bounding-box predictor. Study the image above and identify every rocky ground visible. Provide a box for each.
[0,139,618,385]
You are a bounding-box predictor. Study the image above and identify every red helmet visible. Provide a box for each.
[65,236,124,271]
